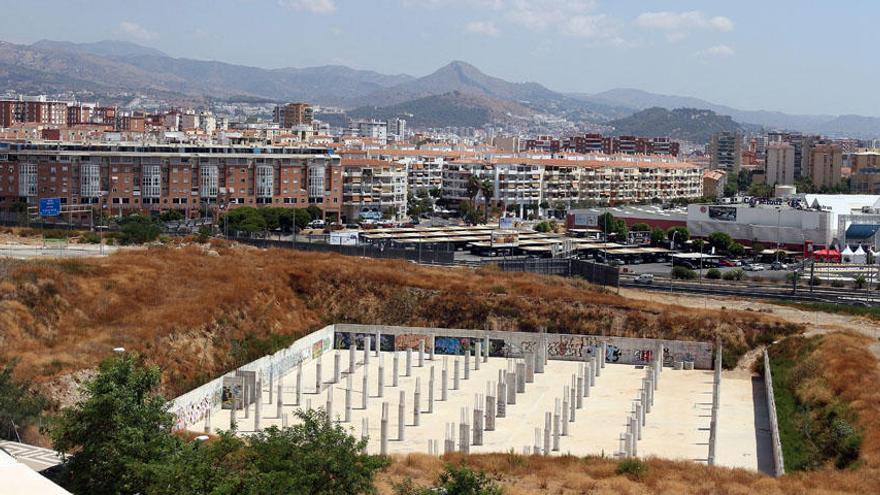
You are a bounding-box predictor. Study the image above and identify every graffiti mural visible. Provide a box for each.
[221,376,244,410]
[394,333,430,351]
[488,339,508,357]
[633,349,653,364]
[606,344,621,363]
[546,335,602,359]
[433,336,472,355]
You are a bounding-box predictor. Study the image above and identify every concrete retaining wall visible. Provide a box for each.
[334,324,713,369]
[763,349,785,477]
[170,325,335,430]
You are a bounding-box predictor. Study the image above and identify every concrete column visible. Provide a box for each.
[561,387,569,436]
[630,416,638,457]
[364,336,371,367]
[593,354,601,378]
[483,336,490,363]
[473,404,483,446]
[570,379,577,421]
[600,343,606,369]
[398,390,406,441]
[230,399,236,430]
[635,403,643,440]
[268,368,274,405]
[506,371,516,405]
[441,361,449,401]
[444,424,455,454]
[345,374,352,422]
[413,378,421,427]
[525,353,534,383]
[543,333,549,365]
[315,361,322,393]
[535,345,545,374]
[362,369,369,410]
[459,409,470,454]
[475,341,482,371]
[243,382,250,419]
[418,340,425,367]
[464,350,471,380]
[619,433,626,458]
[543,412,552,455]
[296,364,303,406]
[349,338,356,374]
[576,375,584,409]
[485,390,496,431]
[392,351,400,387]
[378,359,385,398]
[405,348,413,377]
[281,413,289,429]
[497,378,507,418]
[324,383,332,421]
[453,359,460,390]
[534,428,542,455]
[515,362,525,393]
[375,332,381,357]
[380,402,389,455]
[277,382,284,418]
[429,335,435,361]
[203,408,211,434]
[428,366,435,413]
[552,400,560,452]
[362,417,369,442]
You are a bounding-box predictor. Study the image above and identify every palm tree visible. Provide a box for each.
[480,179,494,222]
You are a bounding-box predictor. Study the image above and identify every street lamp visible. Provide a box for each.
[669,230,680,294]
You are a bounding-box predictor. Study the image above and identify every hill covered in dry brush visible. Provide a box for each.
[1,242,800,401]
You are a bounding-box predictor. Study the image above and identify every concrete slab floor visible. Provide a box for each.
[192,350,761,471]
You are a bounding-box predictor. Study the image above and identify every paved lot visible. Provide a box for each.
[192,350,766,471]
[0,243,118,259]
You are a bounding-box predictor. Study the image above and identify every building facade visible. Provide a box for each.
[765,142,796,186]
[341,159,407,221]
[709,132,742,173]
[810,143,843,189]
[0,142,342,221]
[273,103,314,128]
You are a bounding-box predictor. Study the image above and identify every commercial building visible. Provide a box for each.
[764,142,796,186]
[702,169,727,199]
[0,141,342,220]
[809,143,843,189]
[341,158,407,220]
[273,102,314,128]
[709,132,742,173]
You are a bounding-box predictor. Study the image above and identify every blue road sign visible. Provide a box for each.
[39,197,61,217]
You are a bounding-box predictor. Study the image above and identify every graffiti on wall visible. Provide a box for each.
[546,335,603,358]
[334,332,393,352]
[394,333,430,351]
[433,336,472,355]
[173,393,214,431]
[606,344,621,363]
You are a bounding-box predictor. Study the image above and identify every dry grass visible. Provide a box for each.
[1,242,798,400]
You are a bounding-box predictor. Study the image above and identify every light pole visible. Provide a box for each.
[776,206,781,263]
[669,230,679,294]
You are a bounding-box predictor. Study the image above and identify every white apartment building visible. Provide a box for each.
[341,159,408,220]
[765,142,796,186]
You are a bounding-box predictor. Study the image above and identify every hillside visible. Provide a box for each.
[608,107,743,144]
[0,242,797,406]
[348,90,535,127]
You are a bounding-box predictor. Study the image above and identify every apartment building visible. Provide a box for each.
[273,103,313,128]
[441,156,703,215]
[851,168,880,194]
[851,150,880,173]
[0,96,69,127]
[341,159,407,220]
[709,132,742,173]
[0,142,342,220]
[765,142,796,186]
[810,143,843,189]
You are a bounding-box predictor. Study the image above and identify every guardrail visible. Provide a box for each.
[763,349,785,477]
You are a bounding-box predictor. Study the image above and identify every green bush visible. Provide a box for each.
[394,463,502,495]
[0,360,46,441]
[810,276,824,287]
[671,265,696,280]
[116,214,161,245]
[706,268,721,279]
[853,274,867,289]
[195,226,211,243]
[723,268,745,281]
[80,232,101,244]
[616,458,648,481]
[831,280,845,288]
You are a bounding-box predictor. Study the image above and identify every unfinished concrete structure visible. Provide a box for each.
[173,324,770,472]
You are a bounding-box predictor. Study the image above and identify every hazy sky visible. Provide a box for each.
[3,0,877,116]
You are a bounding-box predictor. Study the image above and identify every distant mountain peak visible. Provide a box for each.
[31,39,168,58]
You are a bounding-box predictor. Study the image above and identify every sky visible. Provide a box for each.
[2,0,878,116]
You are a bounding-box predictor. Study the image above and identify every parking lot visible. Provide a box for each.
[620,262,795,282]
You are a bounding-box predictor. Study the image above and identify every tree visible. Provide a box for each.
[672,266,697,280]
[728,242,745,257]
[0,360,46,441]
[597,212,627,240]
[51,353,181,495]
[222,207,267,234]
[748,183,773,198]
[630,223,650,232]
[480,179,494,220]
[149,409,389,495]
[306,205,323,221]
[854,274,867,289]
[650,228,666,247]
[706,268,721,279]
[736,169,751,192]
[117,213,161,244]
[666,226,689,248]
[159,209,185,222]
[707,231,733,253]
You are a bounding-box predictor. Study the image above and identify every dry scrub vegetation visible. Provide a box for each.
[2,242,797,400]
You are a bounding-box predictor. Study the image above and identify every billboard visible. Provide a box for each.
[491,231,519,247]
[627,230,652,246]
[573,211,599,227]
[39,197,61,217]
[707,205,737,222]
[221,376,244,410]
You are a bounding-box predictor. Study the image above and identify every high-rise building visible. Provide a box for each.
[850,150,880,173]
[709,132,742,173]
[765,142,796,186]
[810,143,843,189]
[273,102,313,128]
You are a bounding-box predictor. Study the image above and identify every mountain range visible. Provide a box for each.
[2,38,880,139]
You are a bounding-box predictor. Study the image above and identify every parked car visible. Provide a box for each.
[676,260,697,270]
[308,219,326,229]
[634,273,654,284]
[743,263,766,271]
[770,261,789,270]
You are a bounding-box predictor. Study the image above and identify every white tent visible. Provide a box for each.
[853,245,867,264]
[841,245,855,263]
